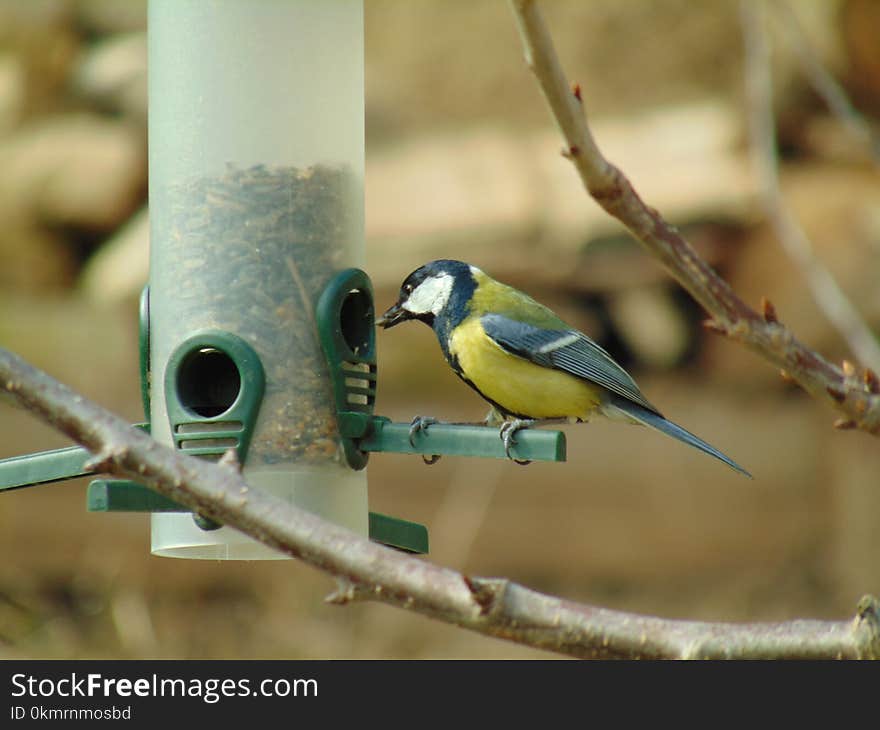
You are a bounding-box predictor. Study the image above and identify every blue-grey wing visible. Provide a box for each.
[480,312,660,414]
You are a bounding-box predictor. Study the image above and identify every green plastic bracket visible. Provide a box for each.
[87,479,183,512]
[164,330,264,464]
[361,416,566,462]
[0,424,150,493]
[86,480,428,553]
[0,444,98,492]
[368,512,428,554]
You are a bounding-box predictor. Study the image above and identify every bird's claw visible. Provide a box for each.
[499,419,533,465]
[409,416,441,465]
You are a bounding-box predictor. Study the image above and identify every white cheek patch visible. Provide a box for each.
[403,273,454,316]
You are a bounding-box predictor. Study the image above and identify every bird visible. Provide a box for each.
[376,259,751,477]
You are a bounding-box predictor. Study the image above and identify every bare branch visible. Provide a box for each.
[2,346,878,659]
[741,0,880,374]
[508,0,880,435]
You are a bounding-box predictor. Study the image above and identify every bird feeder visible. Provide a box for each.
[0,0,566,560]
[144,0,377,558]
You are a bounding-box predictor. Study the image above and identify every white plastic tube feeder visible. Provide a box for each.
[148,0,367,558]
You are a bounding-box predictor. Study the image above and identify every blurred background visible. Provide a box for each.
[1,0,879,658]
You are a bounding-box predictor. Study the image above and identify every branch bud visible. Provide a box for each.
[464,575,498,616]
[761,296,778,324]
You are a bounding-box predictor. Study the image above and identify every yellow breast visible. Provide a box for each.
[448,316,604,419]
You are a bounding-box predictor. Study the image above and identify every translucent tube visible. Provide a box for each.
[148,0,367,558]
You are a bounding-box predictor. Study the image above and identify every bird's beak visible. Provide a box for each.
[376,302,408,329]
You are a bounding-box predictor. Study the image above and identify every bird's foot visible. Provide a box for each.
[409,415,439,446]
[409,415,441,465]
[499,419,534,465]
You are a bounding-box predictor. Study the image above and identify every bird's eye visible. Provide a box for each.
[404,284,413,294]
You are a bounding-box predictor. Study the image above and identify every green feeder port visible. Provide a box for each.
[316,267,378,471]
[165,330,264,464]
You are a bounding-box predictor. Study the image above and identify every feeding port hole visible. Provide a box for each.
[340,288,372,357]
[176,347,241,418]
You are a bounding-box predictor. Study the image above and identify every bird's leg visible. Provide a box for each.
[408,416,442,465]
[498,418,536,465]
[410,414,496,444]
[483,406,506,427]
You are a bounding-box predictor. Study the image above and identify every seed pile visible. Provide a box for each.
[165,163,358,465]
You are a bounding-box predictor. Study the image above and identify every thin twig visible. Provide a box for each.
[768,0,879,161]
[508,0,880,434]
[1,346,878,658]
[741,0,880,375]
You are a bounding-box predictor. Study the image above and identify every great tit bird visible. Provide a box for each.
[377,259,750,477]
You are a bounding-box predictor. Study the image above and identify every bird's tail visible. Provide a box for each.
[604,399,752,478]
